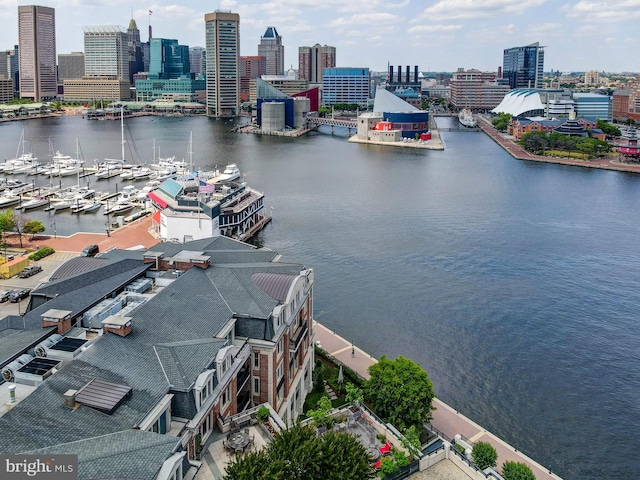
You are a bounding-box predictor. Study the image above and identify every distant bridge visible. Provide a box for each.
[306,116,357,134]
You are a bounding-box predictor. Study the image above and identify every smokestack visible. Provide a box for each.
[414,65,419,83]
[406,65,410,85]
[398,65,401,83]
[498,66,502,79]
[389,65,394,83]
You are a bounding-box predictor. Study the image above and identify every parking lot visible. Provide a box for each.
[0,251,78,317]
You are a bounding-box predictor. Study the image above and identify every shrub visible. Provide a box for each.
[502,461,536,480]
[256,405,270,424]
[28,247,55,261]
[379,456,399,476]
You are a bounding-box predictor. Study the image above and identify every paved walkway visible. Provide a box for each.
[5,216,160,254]
[313,321,563,480]
[477,115,640,173]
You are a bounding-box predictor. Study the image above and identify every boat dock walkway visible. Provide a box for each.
[313,321,563,480]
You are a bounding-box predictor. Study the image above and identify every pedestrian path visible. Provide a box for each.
[313,321,562,480]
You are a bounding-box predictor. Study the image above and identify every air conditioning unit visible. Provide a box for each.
[1,354,34,381]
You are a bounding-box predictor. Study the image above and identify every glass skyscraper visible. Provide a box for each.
[149,38,190,79]
[502,42,544,89]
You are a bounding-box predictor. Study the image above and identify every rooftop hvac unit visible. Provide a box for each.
[2,354,34,381]
[33,334,63,357]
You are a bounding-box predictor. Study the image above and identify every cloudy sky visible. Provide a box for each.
[2,0,639,73]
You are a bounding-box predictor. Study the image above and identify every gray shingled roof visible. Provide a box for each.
[0,326,55,365]
[252,272,298,301]
[48,257,110,281]
[27,430,180,480]
[154,339,227,391]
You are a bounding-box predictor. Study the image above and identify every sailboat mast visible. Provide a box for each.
[120,106,125,162]
[189,131,193,173]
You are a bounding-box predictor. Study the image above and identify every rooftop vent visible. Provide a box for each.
[75,378,132,415]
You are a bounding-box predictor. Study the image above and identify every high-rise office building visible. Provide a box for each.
[322,67,369,108]
[239,55,266,101]
[258,26,284,76]
[502,42,544,89]
[83,26,130,81]
[149,38,190,79]
[189,47,205,77]
[127,18,144,84]
[58,52,85,80]
[204,11,240,117]
[18,5,57,100]
[298,44,335,83]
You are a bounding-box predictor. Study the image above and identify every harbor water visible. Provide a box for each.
[1,115,639,479]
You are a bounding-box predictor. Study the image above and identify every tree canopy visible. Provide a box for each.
[0,210,15,240]
[364,355,435,431]
[224,424,373,480]
[501,461,536,480]
[23,220,46,240]
[520,131,611,158]
[471,441,497,470]
[492,112,512,132]
[596,119,621,137]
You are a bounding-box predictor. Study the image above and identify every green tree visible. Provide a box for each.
[492,112,512,132]
[364,355,435,431]
[471,441,497,469]
[307,395,332,427]
[520,131,548,153]
[0,210,15,241]
[224,424,373,480]
[501,461,536,480]
[401,425,422,458]
[596,119,621,137]
[23,220,45,240]
[345,382,364,405]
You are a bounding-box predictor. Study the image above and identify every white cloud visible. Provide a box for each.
[385,0,410,7]
[328,12,401,28]
[417,0,547,21]
[408,24,462,33]
[564,0,640,22]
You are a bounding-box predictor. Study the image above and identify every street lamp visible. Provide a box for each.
[50,220,56,239]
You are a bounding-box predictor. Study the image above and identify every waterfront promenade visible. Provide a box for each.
[313,321,563,480]
[476,115,640,174]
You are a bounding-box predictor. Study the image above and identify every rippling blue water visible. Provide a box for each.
[1,116,639,479]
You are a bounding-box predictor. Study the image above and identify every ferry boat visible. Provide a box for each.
[458,109,477,128]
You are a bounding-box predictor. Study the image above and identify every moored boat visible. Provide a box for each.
[458,109,477,128]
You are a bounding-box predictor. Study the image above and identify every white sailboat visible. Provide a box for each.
[96,106,127,179]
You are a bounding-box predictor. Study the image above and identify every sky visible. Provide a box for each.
[2,0,639,73]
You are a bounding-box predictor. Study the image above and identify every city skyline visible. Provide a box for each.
[1,0,639,74]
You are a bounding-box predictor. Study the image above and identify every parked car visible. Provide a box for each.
[18,265,42,278]
[81,244,99,257]
[9,289,30,303]
[0,290,15,302]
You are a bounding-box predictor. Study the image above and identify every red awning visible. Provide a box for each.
[147,191,168,209]
[152,210,161,224]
